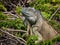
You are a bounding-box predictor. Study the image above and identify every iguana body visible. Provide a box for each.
[21,7,58,43]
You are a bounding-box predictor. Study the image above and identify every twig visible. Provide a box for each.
[0,29,26,44]
[0,38,12,42]
[0,38,18,42]
[17,0,21,6]
[9,0,16,7]
[3,11,24,21]
[6,28,27,33]
[7,18,16,20]
[48,7,60,21]
[3,12,18,18]
[0,38,18,44]
[22,33,27,37]
[20,0,25,7]
[0,39,8,42]
[7,30,26,33]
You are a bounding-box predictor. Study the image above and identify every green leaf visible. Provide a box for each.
[0,2,7,11]
[41,12,51,19]
[16,6,22,14]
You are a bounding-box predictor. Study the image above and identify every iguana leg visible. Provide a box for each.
[26,22,31,35]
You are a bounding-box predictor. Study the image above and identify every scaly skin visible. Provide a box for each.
[21,7,40,26]
[21,7,58,43]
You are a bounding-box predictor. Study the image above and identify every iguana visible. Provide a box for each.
[21,7,58,43]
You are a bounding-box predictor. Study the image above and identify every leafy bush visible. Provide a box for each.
[0,2,7,11]
[36,35,60,45]
[16,6,22,14]
[0,12,8,20]
[0,18,26,30]
[0,12,26,30]
[0,0,60,45]
[49,20,60,30]
[29,0,60,30]
[41,12,51,20]
[27,35,38,45]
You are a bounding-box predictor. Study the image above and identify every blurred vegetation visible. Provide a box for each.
[27,35,38,45]
[26,35,60,45]
[0,3,26,38]
[0,0,60,45]
[35,35,60,45]
[0,2,7,11]
[29,0,60,30]
[0,12,25,30]
[16,6,22,14]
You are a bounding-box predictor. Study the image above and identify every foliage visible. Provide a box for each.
[16,6,22,14]
[0,12,8,20]
[28,0,60,45]
[52,35,60,42]
[29,0,60,30]
[0,12,26,30]
[35,35,60,45]
[0,18,25,30]
[41,12,51,20]
[0,2,7,11]
[27,35,38,45]
[0,0,60,45]
[52,0,60,2]
[49,20,60,30]
[0,11,26,38]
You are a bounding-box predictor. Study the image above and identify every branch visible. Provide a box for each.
[6,28,27,33]
[0,38,17,42]
[3,12,18,18]
[7,18,16,20]
[0,29,26,44]
[20,0,25,7]
[48,7,60,21]
[3,12,24,21]
[9,0,16,7]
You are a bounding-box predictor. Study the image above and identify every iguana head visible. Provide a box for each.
[21,7,36,17]
[21,7,39,25]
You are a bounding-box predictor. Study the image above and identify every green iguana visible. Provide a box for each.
[21,7,58,43]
